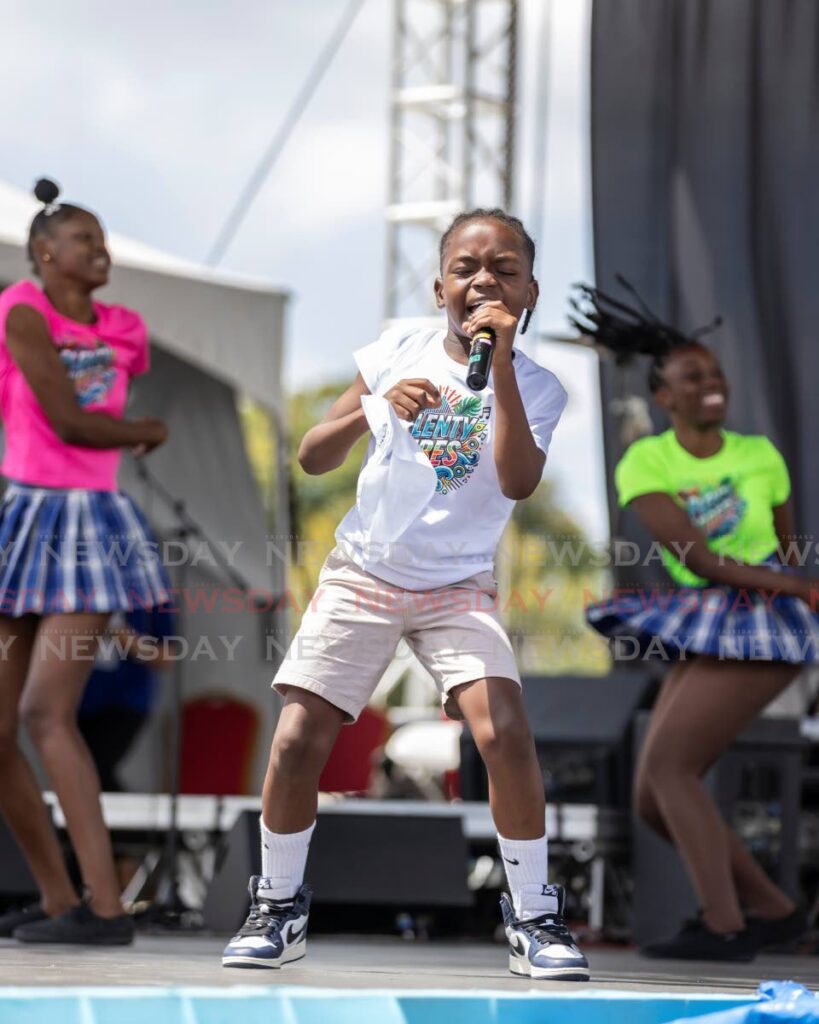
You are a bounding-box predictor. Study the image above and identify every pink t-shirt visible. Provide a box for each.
[0,280,149,491]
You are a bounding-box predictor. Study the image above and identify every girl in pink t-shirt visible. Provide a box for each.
[0,179,169,945]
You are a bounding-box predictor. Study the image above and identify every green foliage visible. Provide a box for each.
[500,502,610,675]
[288,382,369,527]
[238,397,276,511]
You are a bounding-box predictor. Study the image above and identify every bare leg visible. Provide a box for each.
[20,613,122,918]
[454,677,545,838]
[638,656,798,933]
[0,614,78,916]
[634,662,795,919]
[262,688,346,833]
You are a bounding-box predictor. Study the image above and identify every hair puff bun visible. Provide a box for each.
[33,178,61,206]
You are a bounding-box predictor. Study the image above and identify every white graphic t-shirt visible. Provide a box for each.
[335,327,568,590]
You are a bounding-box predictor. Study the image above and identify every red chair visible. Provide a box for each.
[179,695,259,795]
[318,706,389,794]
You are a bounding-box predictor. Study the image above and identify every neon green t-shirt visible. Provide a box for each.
[615,430,791,587]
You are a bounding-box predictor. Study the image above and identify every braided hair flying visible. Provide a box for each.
[568,276,720,392]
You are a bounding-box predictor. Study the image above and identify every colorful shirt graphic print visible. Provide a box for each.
[58,342,116,407]
[678,479,747,541]
[410,384,489,495]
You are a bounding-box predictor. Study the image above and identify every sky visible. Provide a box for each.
[0,0,607,541]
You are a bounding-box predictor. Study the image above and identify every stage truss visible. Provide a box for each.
[384,0,519,325]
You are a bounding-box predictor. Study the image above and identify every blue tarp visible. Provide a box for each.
[0,986,755,1024]
[666,983,819,1024]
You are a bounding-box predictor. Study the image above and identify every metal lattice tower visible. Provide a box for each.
[384,0,519,325]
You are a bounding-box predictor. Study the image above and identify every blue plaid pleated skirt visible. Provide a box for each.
[0,482,171,616]
[586,561,819,663]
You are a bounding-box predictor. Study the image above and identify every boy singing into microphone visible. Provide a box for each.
[222,209,587,981]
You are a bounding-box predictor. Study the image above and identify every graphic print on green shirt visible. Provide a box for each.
[678,479,747,541]
[615,430,790,587]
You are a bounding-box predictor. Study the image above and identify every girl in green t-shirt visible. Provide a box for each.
[576,283,819,962]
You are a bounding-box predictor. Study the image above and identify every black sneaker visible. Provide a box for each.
[222,876,312,969]
[0,903,47,938]
[501,886,590,981]
[642,917,755,962]
[13,904,134,945]
[746,907,807,952]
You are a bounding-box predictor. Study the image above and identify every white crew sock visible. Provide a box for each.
[259,817,315,900]
[497,833,556,921]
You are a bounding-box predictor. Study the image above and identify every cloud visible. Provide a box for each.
[230,117,389,247]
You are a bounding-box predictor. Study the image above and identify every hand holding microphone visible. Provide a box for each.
[462,300,520,392]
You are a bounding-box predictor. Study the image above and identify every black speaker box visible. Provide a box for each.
[460,672,654,805]
[0,819,37,897]
[203,809,472,933]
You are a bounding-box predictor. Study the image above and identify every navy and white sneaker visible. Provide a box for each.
[501,885,590,981]
[222,876,312,969]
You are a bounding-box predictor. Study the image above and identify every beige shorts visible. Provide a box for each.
[273,547,520,723]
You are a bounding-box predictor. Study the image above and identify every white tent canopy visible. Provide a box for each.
[0,180,287,414]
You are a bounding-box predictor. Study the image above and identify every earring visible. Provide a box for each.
[520,308,533,335]
[42,253,52,263]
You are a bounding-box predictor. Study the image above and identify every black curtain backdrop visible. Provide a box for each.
[591,0,819,583]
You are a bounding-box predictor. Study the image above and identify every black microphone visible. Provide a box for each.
[466,326,495,391]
